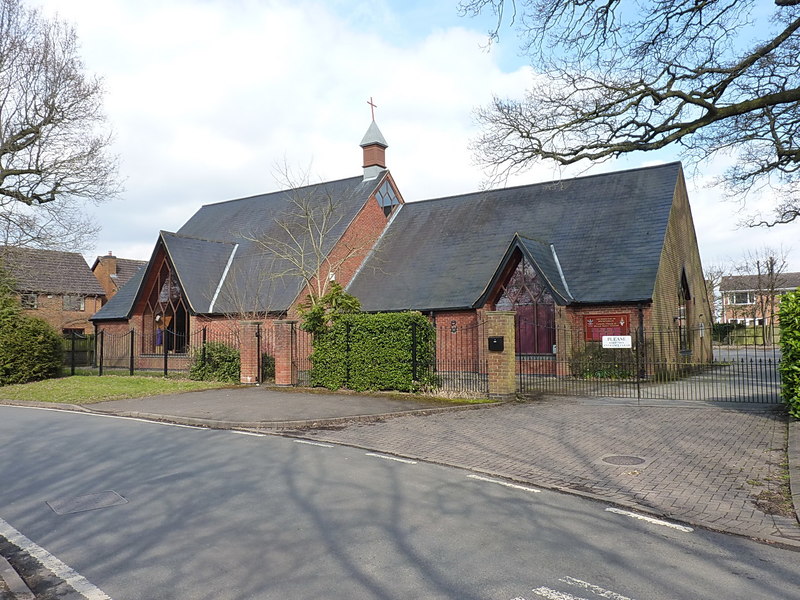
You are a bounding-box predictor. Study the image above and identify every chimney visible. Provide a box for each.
[360,120,388,181]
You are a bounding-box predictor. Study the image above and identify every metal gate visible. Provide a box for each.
[517,324,783,404]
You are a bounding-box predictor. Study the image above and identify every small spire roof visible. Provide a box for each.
[360,120,388,148]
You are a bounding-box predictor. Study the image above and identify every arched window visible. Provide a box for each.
[493,254,556,354]
[677,270,691,352]
[142,259,190,353]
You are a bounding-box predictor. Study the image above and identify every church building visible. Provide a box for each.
[92,119,712,382]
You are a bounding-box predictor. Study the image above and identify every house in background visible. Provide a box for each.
[720,272,800,326]
[91,252,147,304]
[0,246,105,335]
[92,119,713,382]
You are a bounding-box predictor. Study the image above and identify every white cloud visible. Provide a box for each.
[30,0,800,273]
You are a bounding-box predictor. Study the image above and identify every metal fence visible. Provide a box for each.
[62,332,95,374]
[432,319,488,395]
[517,324,783,404]
[95,326,246,378]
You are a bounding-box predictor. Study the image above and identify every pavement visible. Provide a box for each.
[2,386,799,596]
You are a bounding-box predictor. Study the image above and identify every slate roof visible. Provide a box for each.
[0,246,105,296]
[115,258,148,285]
[720,272,800,292]
[92,175,384,320]
[348,162,682,311]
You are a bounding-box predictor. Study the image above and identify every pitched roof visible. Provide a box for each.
[0,246,105,296]
[92,175,384,319]
[348,162,682,311]
[720,272,800,292]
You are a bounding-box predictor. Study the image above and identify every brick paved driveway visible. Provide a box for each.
[305,398,799,543]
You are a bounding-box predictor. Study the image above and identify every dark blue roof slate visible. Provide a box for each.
[94,175,382,319]
[90,265,145,321]
[161,232,237,314]
[348,162,681,311]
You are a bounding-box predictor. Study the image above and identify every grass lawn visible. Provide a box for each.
[0,376,232,405]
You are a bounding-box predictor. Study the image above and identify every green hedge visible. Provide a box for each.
[0,314,62,385]
[310,312,435,392]
[779,289,800,418]
[189,341,240,383]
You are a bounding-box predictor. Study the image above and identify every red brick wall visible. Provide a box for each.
[20,294,103,334]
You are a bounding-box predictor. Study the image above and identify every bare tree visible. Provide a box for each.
[461,0,800,227]
[0,0,119,251]
[729,246,790,343]
[240,164,381,317]
[703,263,728,324]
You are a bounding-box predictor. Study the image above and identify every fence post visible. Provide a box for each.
[256,323,262,384]
[485,311,516,400]
[238,321,261,384]
[163,329,169,377]
[201,326,207,369]
[274,320,298,386]
[129,330,135,376]
[98,330,104,376]
[70,331,77,376]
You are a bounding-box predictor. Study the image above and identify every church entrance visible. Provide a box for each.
[491,252,556,355]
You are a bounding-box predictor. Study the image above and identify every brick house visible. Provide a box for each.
[92,120,712,382]
[91,252,147,303]
[1,246,105,335]
[719,272,800,326]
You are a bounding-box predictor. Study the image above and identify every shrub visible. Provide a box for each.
[0,314,62,385]
[779,290,800,418]
[569,344,635,379]
[189,341,240,383]
[310,312,435,392]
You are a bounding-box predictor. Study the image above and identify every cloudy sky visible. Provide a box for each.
[36,0,799,272]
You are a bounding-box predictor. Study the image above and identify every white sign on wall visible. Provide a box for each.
[602,335,632,349]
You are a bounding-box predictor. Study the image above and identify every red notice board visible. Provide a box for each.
[584,314,630,341]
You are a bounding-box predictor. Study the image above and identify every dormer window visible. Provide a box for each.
[376,180,400,217]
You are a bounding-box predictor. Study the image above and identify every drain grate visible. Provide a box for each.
[601,455,646,466]
[47,491,127,515]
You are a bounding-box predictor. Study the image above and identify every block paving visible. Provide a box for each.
[306,398,800,544]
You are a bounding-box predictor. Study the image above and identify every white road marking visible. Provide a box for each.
[365,452,417,464]
[531,588,587,600]
[0,518,112,600]
[605,507,694,532]
[468,474,542,493]
[6,406,207,429]
[293,439,334,448]
[229,431,265,437]
[559,577,635,600]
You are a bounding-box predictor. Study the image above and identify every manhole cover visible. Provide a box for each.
[47,491,127,515]
[602,455,646,466]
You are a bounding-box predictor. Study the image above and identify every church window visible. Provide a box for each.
[375,180,400,217]
[677,271,691,353]
[493,254,556,354]
[142,258,190,354]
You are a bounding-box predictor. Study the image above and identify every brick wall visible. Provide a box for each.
[21,293,103,334]
[649,170,713,362]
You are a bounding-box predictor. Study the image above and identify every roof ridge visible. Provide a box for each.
[160,230,237,246]
[199,174,366,208]
[407,161,682,206]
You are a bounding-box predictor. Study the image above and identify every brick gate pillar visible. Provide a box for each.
[274,320,298,386]
[239,321,260,385]
[485,311,516,401]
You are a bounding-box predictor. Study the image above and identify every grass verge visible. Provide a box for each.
[0,376,231,405]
